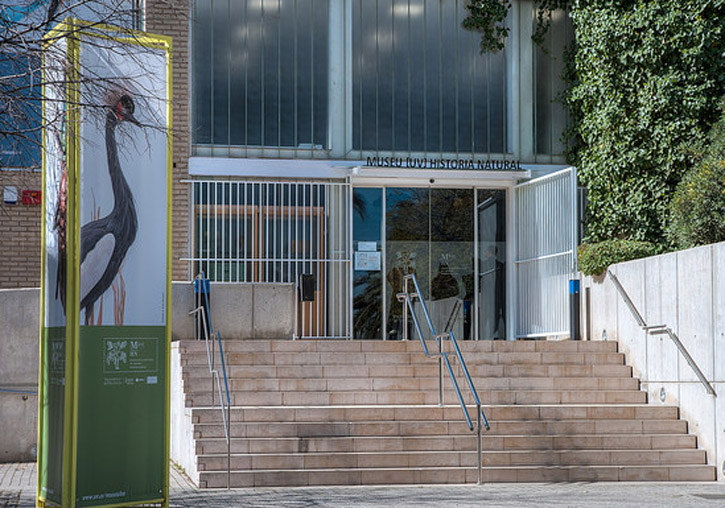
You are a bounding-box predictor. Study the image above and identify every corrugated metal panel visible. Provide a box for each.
[514,168,577,337]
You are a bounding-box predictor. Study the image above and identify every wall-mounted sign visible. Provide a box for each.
[22,189,42,205]
[365,157,523,171]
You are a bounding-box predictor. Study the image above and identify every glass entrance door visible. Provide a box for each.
[385,188,474,340]
[352,186,505,340]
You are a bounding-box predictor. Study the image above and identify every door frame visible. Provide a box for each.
[350,169,524,340]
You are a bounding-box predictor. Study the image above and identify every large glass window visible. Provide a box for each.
[352,0,508,155]
[192,0,329,149]
[534,9,573,156]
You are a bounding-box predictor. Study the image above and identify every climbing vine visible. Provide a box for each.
[464,0,725,246]
[462,0,570,53]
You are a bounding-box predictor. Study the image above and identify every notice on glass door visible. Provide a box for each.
[355,251,381,271]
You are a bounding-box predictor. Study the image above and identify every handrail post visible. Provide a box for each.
[438,337,443,407]
[477,403,482,485]
[402,295,409,341]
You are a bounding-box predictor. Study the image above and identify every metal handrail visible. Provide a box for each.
[607,270,716,397]
[397,273,490,485]
[189,273,233,488]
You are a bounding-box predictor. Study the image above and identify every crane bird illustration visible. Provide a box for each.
[79,93,142,325]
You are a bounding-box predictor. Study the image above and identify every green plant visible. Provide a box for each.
[578,240,659,277]
[568,1,725,245]
[462,0,570,53]
[668,98,725,248]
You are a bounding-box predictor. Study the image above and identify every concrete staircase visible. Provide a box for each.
[172,339,715,487]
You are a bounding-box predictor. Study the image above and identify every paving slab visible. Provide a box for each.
[2,462,724,508]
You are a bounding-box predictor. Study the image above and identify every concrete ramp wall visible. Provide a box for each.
[0,282,294,462]
[582,241,725,480]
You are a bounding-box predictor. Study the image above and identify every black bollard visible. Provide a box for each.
[569,279,581,341]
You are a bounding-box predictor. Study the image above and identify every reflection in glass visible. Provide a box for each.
[384,188,473,340]
[352,0,508,154]
[477,189,506,339]
[353,188,383,339]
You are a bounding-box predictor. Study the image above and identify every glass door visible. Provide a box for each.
[477,189,507,339]
[384,188,473,340]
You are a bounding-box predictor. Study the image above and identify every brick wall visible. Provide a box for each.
[146,0,192,282]
[0,172,42,288]
[0,3,192,289]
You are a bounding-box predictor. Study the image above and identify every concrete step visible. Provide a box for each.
[177,339,619,354]
[192,419,688,439]
[180,376,640,393]
[195,433,699,455]
[184,389,648,407]
[197,448,708,472]
[182,362,634,380]
[190,404,679,424]
[179,351,626,368]
[198,464,716,488]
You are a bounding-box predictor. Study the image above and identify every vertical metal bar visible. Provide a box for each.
[391,0,396,154]
[473,188,479,340]
[226,400,231,489]
[303,183,308,337]
[277,0,282,151]
[227,0,231,157]
[348,183,354,339]
[210,0,215,147]
[454,0,459,157]
[205,182,210,279]
[293,0,298,151]
[310,0,314,151]
[477,403,482,485]
[243,182,248,282]
[243,0,249,157]
[261,0,266,147]
[274,182,278,283]
[382,186,387,340]
[407,0,411,153]
[287,183,292,283]
[438,344,442,406]
[320,183,326,337]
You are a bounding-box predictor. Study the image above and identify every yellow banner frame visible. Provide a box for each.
[38,19,172,508]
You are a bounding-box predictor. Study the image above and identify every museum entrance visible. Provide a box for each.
[352,187,506,340]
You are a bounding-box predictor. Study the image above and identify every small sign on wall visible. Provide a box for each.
[22,189,42,205]
[3,186,18,204]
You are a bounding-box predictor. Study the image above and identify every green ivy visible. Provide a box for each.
[462,0,570,52]
[568,0,725,245]
[464,1,725,247]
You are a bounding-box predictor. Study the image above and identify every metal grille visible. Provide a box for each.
[514,168,577,337]
[190,180,352,338]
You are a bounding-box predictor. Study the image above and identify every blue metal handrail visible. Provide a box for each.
[398,273,490,485]
[190,272,232,488]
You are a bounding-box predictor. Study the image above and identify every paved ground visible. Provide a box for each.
[2,462,725,508]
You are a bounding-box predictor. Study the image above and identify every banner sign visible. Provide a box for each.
[39,19,171,508]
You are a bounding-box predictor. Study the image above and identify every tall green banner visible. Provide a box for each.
[39,19,172,508]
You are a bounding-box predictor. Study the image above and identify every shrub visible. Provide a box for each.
[578,240,659,277]
[668,98,725,249]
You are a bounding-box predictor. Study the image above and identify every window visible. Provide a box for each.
[191,0,573,160]
[352,0,507,155]
[192,0,329,149]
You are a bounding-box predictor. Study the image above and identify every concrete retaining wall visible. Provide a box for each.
[582,241,725,480]
[0,288,39,462]
[0,282,294,463]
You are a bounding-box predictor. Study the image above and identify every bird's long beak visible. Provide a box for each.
[126,113,143,127]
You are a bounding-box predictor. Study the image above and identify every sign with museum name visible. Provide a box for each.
[365,156,523,171]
